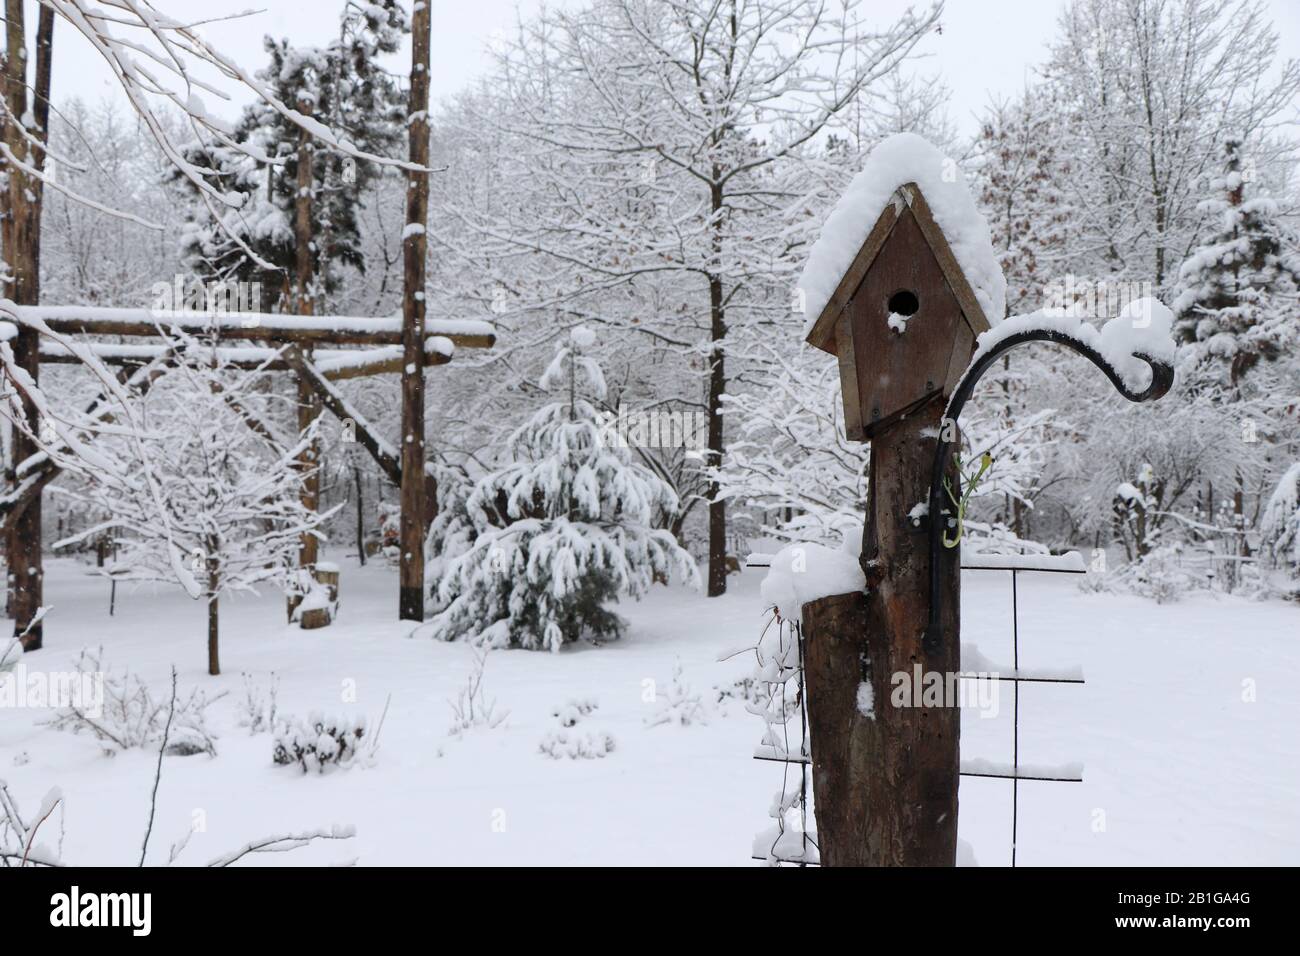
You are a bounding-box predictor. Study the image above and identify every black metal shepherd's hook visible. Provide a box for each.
[924,328,1176,652]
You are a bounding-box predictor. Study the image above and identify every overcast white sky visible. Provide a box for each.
[32,0,1300,139]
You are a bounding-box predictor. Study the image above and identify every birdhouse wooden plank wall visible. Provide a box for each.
[805,183,991,441]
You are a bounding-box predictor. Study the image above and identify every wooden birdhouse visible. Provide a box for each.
[804,183,992,441]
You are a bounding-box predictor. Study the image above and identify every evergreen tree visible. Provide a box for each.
[1260,462,1300,587]
[1172,136,1300,388]
[426,329,698,651]
[175,0,408,310]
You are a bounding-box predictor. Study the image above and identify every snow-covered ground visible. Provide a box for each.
[1,556,1296,866]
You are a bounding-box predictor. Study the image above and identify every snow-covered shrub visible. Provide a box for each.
[272,713,367,774]
[551,697,598,728]
[45,650,219,756]
[427,329,698,651]
[447,646,508,735]
[237,672,279,736]
[538,695,611,757]
[1260,462,1300,593]
[538,730,616,760]
[0,782,63,867]
[1126,544,1193,604]
[644,660,708,728]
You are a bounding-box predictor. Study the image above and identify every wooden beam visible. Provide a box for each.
[283,346,402,487]
[35,338,455,379]
[10,305,495,349]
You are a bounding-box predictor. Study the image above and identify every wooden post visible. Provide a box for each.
[802,400,961,865]
[399,2,431,622]
[290,103,322,618]
[3,1,52,650]
[296,372,322,564]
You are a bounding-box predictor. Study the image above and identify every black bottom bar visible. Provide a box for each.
[2,866,1286,940]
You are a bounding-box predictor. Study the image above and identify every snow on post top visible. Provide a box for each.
[759,538,866,624]
[798,133,1006,333]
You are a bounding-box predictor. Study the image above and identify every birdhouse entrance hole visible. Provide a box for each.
[887,289,919,316]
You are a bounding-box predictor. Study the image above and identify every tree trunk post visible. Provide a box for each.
[399,2,431,622]
[286,112,321,619]
[354,463,367,566]
[705,178,727,598]
[3,0,51,651]
[801,398,961,866]
[206,560,220,677]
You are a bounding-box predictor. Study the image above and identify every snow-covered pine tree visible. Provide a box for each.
[1173,135,1300,389]
[175,0,408,310]
[1260,462,1300,589]
[426,328,698,651]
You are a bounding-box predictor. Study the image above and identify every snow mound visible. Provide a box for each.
[759,537,865,623]
[798,132,1006,331]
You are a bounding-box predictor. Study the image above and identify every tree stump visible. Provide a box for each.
[299,605,332,630]
[297,564,339,630]
[801,399,960,866]
[315,563,340,604]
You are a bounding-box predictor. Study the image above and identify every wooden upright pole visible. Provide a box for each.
[293,107,321,577]
[3,2,52,650]
[802,399,961,866]
[399,0,431,622]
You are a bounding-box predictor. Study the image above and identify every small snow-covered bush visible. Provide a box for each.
[539,696,612,758]
[551,697,597,727]
[237,672,279,735]
[538,730,615,760]
[1126,545,1193,604]
[45,649,220,756]
[644,660,709,727]
[447,646,509,735]
[273,713,367,773]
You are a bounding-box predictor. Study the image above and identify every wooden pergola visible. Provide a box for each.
[0,303,495,639]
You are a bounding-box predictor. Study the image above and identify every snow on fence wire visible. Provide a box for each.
[960,552,1086,867]
[741,549,1088,867]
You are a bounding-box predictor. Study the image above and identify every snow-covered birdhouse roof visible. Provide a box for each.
[801,133,1006,355]
[796,134,1008,441]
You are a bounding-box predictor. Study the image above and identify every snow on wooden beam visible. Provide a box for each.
[313,339,454,381]
[10,305,495,349]
[35,337,455,379]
